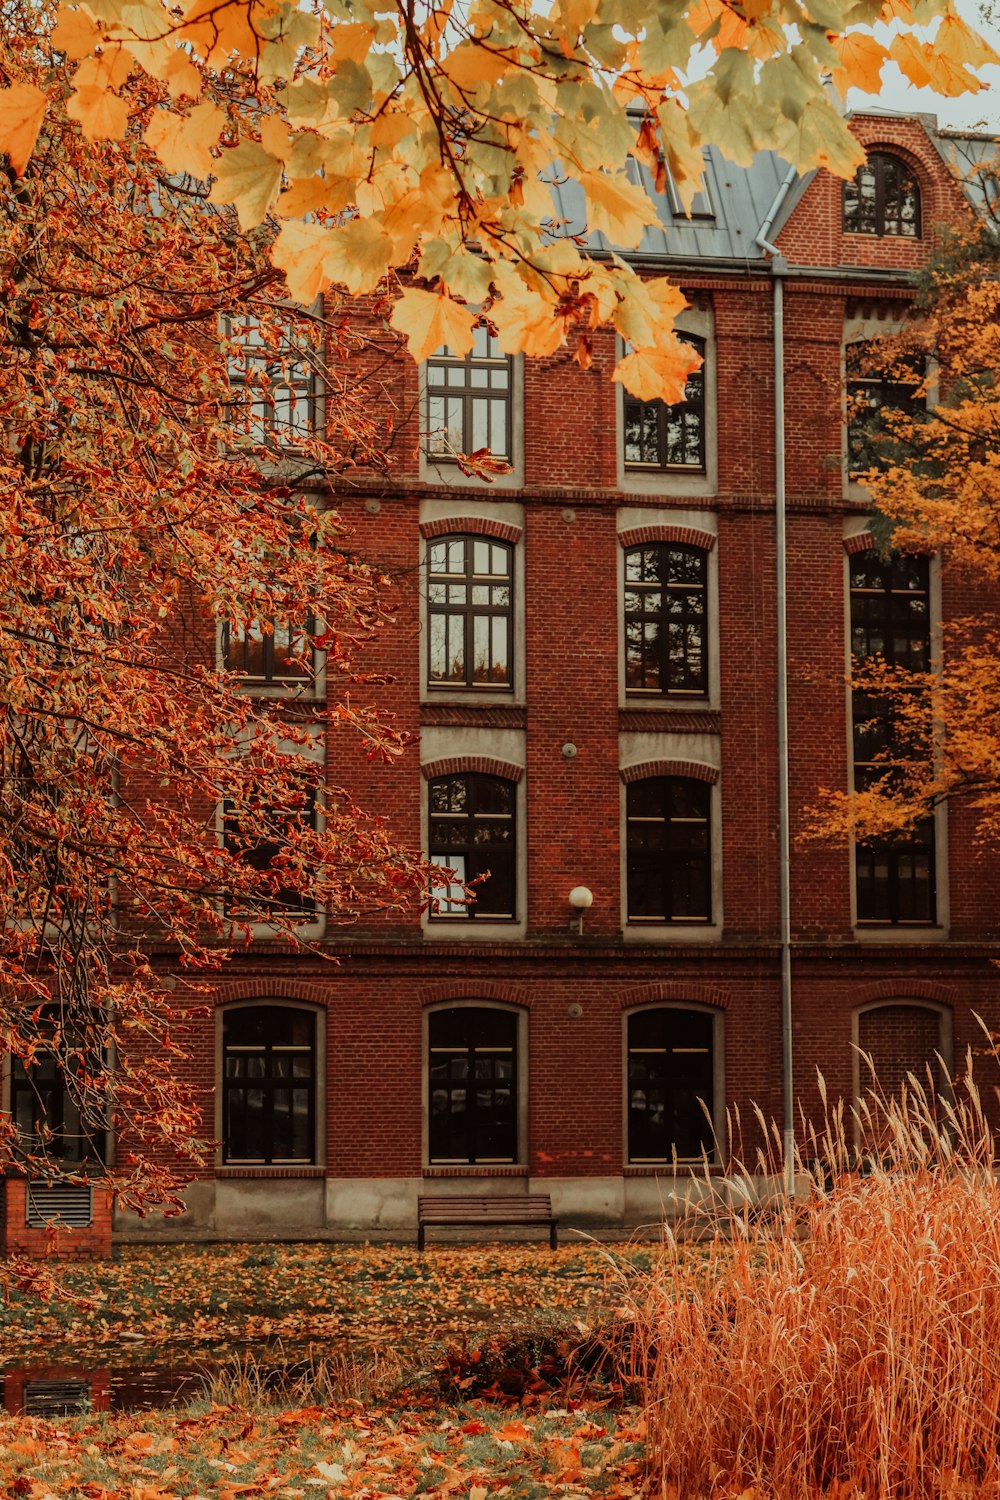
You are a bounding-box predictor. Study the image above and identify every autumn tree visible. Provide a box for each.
[818,192,1000,849]
[0,0,433,1216]
[2,0,998,405]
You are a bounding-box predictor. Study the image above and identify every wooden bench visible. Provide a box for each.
[417,1193,558,1251]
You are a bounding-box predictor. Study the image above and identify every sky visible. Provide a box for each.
[844,4,1000,133]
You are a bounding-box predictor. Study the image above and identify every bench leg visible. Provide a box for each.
[418,1222,425,1252]
[550,1222,557,1251]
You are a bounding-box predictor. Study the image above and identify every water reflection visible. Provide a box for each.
[4,1362,210,1416]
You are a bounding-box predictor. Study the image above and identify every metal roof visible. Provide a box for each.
[548,111,999,270]
[549,144,792,265]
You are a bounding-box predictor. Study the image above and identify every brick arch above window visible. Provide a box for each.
[844,531,875,555]
[620,759,718,785]
[419,984,531,1009]
[618,525,716,552]
[420,517,523,545]
[422,756,523,783]
[210,982,332,1008]
[619,983,730,1011]
[852,981,955,1009]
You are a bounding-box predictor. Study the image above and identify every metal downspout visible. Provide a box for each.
[758,167,796,1198]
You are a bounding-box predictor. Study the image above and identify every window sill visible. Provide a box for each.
[853,924,948,944]
[624,1163,722,1176]
[217,1166,326,1179]
[424,1165,528,1179]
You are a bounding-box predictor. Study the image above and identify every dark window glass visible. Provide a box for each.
[10,1016,105,1167]
[223,1006,316,1164]
[223,617,316,686]
[624,544,707,695]
[427,537,513,689]
[624,336,705,471]
[626,777,712,923]
[850,553,935,924]
[223,786,318,916]
[426,328,512,461]
[627,1008,714,1163]
[429,773,516,919]
[428,1007,517,1164]
[846,341,924,475]
[843,153,921,238]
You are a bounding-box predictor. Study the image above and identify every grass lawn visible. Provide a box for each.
[0,1241,649,1499]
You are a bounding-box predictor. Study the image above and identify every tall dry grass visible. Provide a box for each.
[622,1061,1000,1499]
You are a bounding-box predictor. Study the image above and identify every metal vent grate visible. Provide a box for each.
[25,1182,93,1228]
[23,1379,92,1417]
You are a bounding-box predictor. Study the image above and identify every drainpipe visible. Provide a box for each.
[757,166,796,1198]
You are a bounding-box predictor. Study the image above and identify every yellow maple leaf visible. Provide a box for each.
[888,32,934,86]
[577,167,662,248]
[389,289,476,361]
[613,341,700,403]
[73,46,133,92]
[613,273,689,348]
[208,140,283,229]
[324,216,394,294]
[260,115,292,164]
[934,10,1000,68]
[272,220,334,304]
[145,99,224,180]
[66,84,129,140]
[828,32,888,95]
[0,81,48,176]
[444,40,512,92]
[491,263,565,358]
[50,9,103,60]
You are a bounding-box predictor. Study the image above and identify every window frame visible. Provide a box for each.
[223,310,322,446]
[8,1032,108,1170]
[848,549,940,931]
[622,334,707,474]
[221,614,321,697]
[842,152,922,239]
[845,340,925,479]
[427,771,518,923]
[424,329,514,466]
[218,1001,324,1168]
[623,542,709,698]
[624,775,714,927]
[426,535,515,693]
[623,1004,722,1167]
[425,1003,524,1167]
[218,731,326,937]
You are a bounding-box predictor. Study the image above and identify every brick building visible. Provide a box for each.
[8,109,999,1250]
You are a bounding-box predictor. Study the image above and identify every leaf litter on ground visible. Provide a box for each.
[0,1241,654,1499]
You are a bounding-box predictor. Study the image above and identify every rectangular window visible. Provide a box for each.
[624,544,707,695]
[225,313,317,443]
[626,777,712,923]
[427,536,513,690]
[850,552,936,925]
[428,1007,517,1164]
[627,1008,715,1163]
[222,1006,316,1165]
[223,617,316,688]
[426,328,512,462]
[428,773,516,920]
[223,785,318,917]
[624,336,705,472]
[846,341,924,477]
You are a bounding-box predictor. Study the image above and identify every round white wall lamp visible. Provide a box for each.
[568,885,594,935]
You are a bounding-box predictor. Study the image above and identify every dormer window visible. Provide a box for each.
[843,153,921,239]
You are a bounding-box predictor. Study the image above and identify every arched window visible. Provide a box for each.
[428,773,517,919]
[627,1007,716,1163]
[626,777,712,923]
[222,1005,317,1164]
[427,536,513,689]
[428,1006,518,1164]
[857,1003,949,1101]
[623,335,705,471]
[624,543,708,696]
[843,153,921,238]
